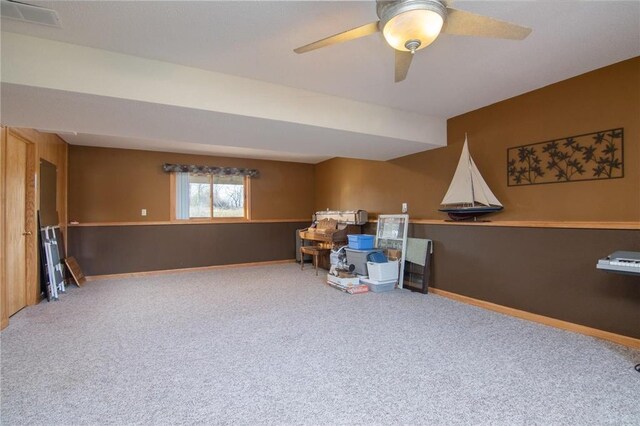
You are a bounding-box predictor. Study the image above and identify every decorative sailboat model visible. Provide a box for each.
[439,137,503,221]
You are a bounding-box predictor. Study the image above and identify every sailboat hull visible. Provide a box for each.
[439,206,503,221]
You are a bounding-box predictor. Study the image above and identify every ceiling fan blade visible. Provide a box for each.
[395,50,413,83]
[294,21,380,54]
[443,8,532,40]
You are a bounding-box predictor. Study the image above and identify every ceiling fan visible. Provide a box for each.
[294,0,532,82]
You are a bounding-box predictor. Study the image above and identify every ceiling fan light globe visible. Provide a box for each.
[382,9,444,52]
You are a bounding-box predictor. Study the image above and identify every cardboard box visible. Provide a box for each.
[386,249,402,261]
[327,275,361,287]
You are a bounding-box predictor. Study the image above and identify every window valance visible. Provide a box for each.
[162,163,259,178]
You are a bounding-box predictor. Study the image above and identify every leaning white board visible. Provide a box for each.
[375,214,409,288]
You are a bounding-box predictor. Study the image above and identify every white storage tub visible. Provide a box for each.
[360,277,397,293]
[366,260,399,281]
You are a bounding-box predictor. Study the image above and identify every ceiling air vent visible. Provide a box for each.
[1,0,60,27]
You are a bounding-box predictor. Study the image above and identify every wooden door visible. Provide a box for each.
[5,133,32,316]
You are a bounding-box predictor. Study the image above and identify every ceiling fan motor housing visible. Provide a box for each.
[377,0,448,52]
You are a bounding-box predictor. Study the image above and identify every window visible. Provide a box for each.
[174,173,248,220]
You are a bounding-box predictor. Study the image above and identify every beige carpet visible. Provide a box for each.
[1,263,639,425]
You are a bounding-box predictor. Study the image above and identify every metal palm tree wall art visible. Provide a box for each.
[507,128,624,186]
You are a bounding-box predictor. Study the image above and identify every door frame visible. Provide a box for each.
[1,127,6,329]
[1,129,38,327]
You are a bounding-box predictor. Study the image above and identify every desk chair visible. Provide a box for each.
[300,246,329,276]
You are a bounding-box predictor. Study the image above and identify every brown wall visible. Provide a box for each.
[401,224,639,339]
[68,222,308,276]
[316,57,640,222]
[314,59,640,340]
[69,146,315,223]
[57,58,640,341]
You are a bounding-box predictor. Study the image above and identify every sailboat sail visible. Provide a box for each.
[469,156,502,207]
[441,139,474,205]
[441,137,502,207]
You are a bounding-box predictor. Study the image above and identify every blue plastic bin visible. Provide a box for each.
[347,234,375,250]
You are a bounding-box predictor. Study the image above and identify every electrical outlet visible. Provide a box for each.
[141,209,147,216]
[402,203,408,213]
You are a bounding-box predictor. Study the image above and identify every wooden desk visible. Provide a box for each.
[298,222,361,273]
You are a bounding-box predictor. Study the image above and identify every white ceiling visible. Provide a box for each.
[1,0,639,163]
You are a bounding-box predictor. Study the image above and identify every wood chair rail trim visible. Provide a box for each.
[69,219,309,227]
[68,220,638,230]
[392,219,638,230]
